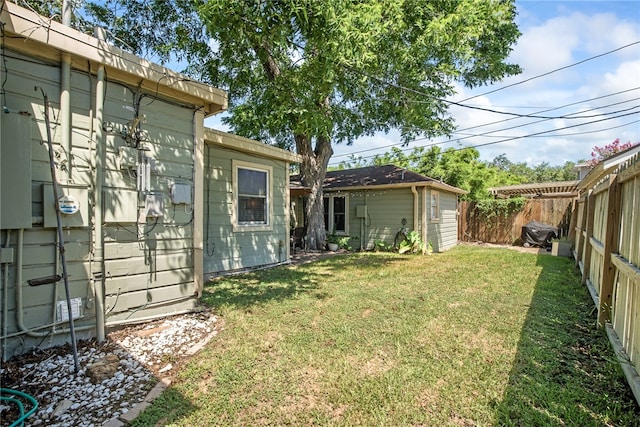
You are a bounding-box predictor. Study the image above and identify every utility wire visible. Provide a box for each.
[366,72,639,120]
[331,89,640,160]
[330,111,640,166]
[458,40,640,103]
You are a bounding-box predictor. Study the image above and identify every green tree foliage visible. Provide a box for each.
[371,146,524,200]
[36,0,522,249]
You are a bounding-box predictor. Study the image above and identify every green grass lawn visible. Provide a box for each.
[132,245,639,426]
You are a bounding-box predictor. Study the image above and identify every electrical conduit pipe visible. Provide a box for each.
[14,229,93,338]
[93,44,106,341]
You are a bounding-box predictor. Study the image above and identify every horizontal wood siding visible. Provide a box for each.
[1,50,200,357]
[204,146,288,275]
[1,52,98,358]
[102,80,197,325]
[428,191,458,252]
[345,188,415,250]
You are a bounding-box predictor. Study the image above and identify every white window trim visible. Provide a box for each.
[232,160,273,232]
[324,193,349,235]
[430,190,440,222]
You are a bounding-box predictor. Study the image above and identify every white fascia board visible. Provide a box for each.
[2,2,227,115]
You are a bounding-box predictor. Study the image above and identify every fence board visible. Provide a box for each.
[570,150,640,405]
[458,199,573,245]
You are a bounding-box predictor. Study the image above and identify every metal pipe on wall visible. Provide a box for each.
[60,53,72,182]
[61,1,72,180]
[2,230,12,360]
[94,59,106,342]
[13,228,93,340]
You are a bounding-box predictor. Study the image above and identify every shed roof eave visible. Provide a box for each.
[2,2,227,114]
[204,128,301,163]
[323,181,467,195]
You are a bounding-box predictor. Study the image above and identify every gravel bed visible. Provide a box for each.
[1,310,220,427]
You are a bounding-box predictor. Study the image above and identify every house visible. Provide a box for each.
[0,2,297,360]
[291,165,467,252]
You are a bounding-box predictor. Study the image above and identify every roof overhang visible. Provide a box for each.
[324,181,468,195]
[205,128,301,163]
[489,181,580,199]
[2,2,228,116]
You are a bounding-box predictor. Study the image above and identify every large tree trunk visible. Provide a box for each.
[296,134,333,250]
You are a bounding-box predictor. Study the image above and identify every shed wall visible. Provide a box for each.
[427,190,459,252]
[1,49,200,358]
[345,188,416,250]
[204,146,289,276]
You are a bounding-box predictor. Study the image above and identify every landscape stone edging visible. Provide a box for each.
[103,330,219,425]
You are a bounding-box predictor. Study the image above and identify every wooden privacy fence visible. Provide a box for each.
[572,151,640,404]
[458,199,573,244]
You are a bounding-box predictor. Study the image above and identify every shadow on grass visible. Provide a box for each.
[201,253,408,311]
[494,254,639,425]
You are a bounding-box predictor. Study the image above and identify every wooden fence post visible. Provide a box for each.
[575,195,588,270]
[598,174,622,326]
[567,199,577,243]
[581,192,596,284]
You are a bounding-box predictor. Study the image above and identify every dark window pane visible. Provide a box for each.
[323,197,329,231]
[239,196,266,223]
[238,168,267,196]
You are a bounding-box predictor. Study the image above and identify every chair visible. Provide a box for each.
[291,227,305,253]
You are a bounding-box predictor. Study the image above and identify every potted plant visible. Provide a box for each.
[327,227,340,251]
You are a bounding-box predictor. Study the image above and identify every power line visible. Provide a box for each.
[331,89,640,160]
[367,72,639,120]
[459,111,639,151]
[458,40,640,102]
[451,119,640,139]
[329,112,640,166]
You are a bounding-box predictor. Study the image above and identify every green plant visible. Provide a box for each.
[374,240,393,252]
[337,236,352,251]
[327,227,340,244]
[398,231,430,255]
[475,197,526,219]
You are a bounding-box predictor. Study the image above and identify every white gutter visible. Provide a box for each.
[421,187,428,247]
[411,186,419,232]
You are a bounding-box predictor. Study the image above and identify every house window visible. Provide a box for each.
[430,191,439,221]
[323,194,348,233]
[233,161,272,230]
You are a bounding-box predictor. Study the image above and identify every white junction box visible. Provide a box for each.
[145,193,164,217]
[56,297,83,322]
[171,183,192,204]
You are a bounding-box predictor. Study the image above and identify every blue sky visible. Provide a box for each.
[206,1,640,167]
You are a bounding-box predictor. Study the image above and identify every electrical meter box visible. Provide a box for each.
[356,205,368,218]
[43,184,89,228]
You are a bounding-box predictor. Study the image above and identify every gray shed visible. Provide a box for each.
[291,165,467,252]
